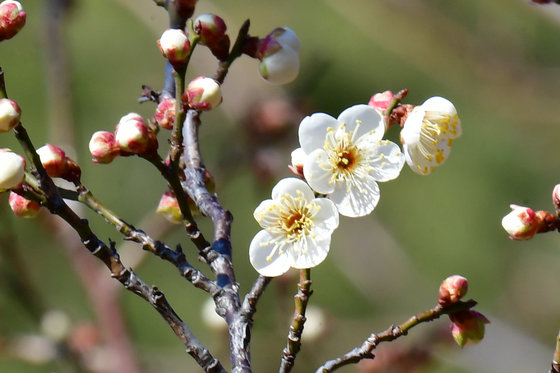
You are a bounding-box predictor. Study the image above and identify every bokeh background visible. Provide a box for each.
[1,0,560,372]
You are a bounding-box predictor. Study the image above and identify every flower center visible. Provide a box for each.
[283,211,310,237]
[337,150,356,170]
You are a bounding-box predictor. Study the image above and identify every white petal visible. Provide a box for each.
[312,198,339,231]
[298,113,339,153]
[249,230,293,277]
[400,108,424,145]
[271,177,315,201]
[359,139,405,182]
[329,176,380,217]
[403,143,433,175]
[303,149,335,194]
[337,105,385,142]
[253,199,277,228]
[422,96,457,116]
[291,234,331,269]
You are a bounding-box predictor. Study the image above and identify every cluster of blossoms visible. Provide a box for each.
[250,93,462,277]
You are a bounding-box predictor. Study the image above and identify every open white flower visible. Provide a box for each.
[249,178,339,277]
[298,105,404,217]
[400,96,461,175]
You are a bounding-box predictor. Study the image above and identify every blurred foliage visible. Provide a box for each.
[1,0,560,372]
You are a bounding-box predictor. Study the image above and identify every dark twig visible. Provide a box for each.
[315,300,477,373]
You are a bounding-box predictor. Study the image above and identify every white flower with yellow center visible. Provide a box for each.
[400,96,461,175]
[298,105,405,217]
[249,178,339,277]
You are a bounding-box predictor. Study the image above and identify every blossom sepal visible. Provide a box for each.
[249,178,339,277]
[0,0,26,41]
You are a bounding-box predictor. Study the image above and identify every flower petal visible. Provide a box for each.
[303,149,335,194]
[298,113,339,153]
[312,198,339,231]
[329,175,380,217]
[337,104,385,142]
[291,234,331,269]
[271,177,315,201]
[249,230,293,277]
[358,139,405,182]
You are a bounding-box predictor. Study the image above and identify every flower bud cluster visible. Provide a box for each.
[256,27,300,85]
[0,98,21,131]
[437,275,489,348]
[194,14,230,60]
[89,113,158,164]
[36,144,81,183]
[0,0,26,41]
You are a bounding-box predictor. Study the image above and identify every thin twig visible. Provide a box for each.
[279,268,312,373]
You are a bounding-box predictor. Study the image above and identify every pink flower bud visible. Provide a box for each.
[501,204,541,240]
[156,190,182,224]
[114,113,158,156]
[9,191,40,218]
[257,27,300,85]
[194,14,230,60]
[288,148,305,178]
[0,0,26,41]
[553,184,560,212]
[0,149,25,191]
[438,275,468,306]
[449,310,489,348]
[157,29,191,67]
[183,76,222,111]
[89,131,120,164]
[0,98,21,131]
[36,144,81,182]
[368,91,394,113]
[154,98,176,130]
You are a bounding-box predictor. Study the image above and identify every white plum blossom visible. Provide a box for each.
[249,178,339,277]
[400,96,461,175]
[298,105,405,217]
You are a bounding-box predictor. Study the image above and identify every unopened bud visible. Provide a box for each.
[156,190,182,224]
[89,131,120,164]
[438,275,468,306]
[36,144,81,182]
[184,76,222,111]
[194,14,229,60]
[368,91,394,113]
[176,0,198,19]
[9,191,40,218]
[0,98,21,131]
[449,310,489,348]
[0,0,26,41]
[257,27,300,85]
[501,204,541,240]
[553,184,560,212]
[158,28,191,68]
[288,148,306,178]
[154,97,176,130]
[115,113,158,156]
[0,149,25,191]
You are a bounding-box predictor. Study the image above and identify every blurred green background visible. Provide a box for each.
[1,0,560,372]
